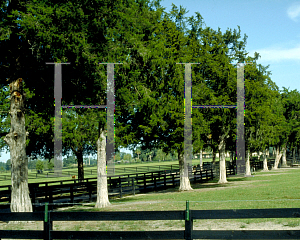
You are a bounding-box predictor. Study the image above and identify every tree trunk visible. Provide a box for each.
[95,126,110,208]
[282,145,287,167]
[3,78,33,214]
[245,149,251,176]
[218,137,228,184]
[178,149,193,191]
[262,148,269,171]
[293,148,296,165]
[75,149,84,181]
[199,148,203,167]
[273,145,283,170]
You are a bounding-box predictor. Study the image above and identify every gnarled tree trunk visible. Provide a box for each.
[178,149,192,191]
[95,126,110,208]
[4,78,32,213]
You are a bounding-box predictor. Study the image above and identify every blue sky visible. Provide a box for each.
[160,0,300,91]
[1,0,299,163]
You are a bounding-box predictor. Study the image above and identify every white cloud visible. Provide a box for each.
[287,2,300,22]
[248,44,300,63]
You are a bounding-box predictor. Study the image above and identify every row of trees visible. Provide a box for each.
[0,0,299,212]
[0,158,54,172]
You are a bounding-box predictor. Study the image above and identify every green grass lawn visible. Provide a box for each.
[55,168,300,229]
[63,167,300,212]
[1,168,299,234]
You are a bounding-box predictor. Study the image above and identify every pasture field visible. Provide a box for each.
[1,167,299,235]
[0,158,226,187]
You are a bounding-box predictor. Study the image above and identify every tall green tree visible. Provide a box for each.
[1,0,165,210]
[276,88,300,167]
[61,107,105,181]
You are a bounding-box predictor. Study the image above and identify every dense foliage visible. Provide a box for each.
[0,0,299,169]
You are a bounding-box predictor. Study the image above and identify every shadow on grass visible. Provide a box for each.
[54,175,257,212]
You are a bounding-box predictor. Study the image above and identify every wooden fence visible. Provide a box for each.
[7,156,298,209]
[0,202,299,239]
[1,167,227,209]
[0,163,182,181]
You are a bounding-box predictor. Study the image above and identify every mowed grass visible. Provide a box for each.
[62,168,300,212]
[0,158,218,187]
[53,168,300,227]
[1,168,300,234]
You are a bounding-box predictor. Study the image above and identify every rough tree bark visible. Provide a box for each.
[178,149,193,191]
[95,126,110,208]
[3,78,33,213]
[262,148,269,171]
[218,136,228,184]
[245,149,251,176]
[273,144,284,170]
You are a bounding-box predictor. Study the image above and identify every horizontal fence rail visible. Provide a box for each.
[1,159,299,209]
[0,203,300,240]
[3,157,296,208]
[2,157,299,180]
[0,166,219,208]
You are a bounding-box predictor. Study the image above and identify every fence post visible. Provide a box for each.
[70,185,74,204]
[119,177,122,198]
[45,183,48,201]
[60,181,63,197]
[49,186,53,204]
[44,203,50,240]
[87,180,92,202]
[132,178,135,195]
[31,185,36,208]
[185,200,192,240]
[172,174,175,186]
